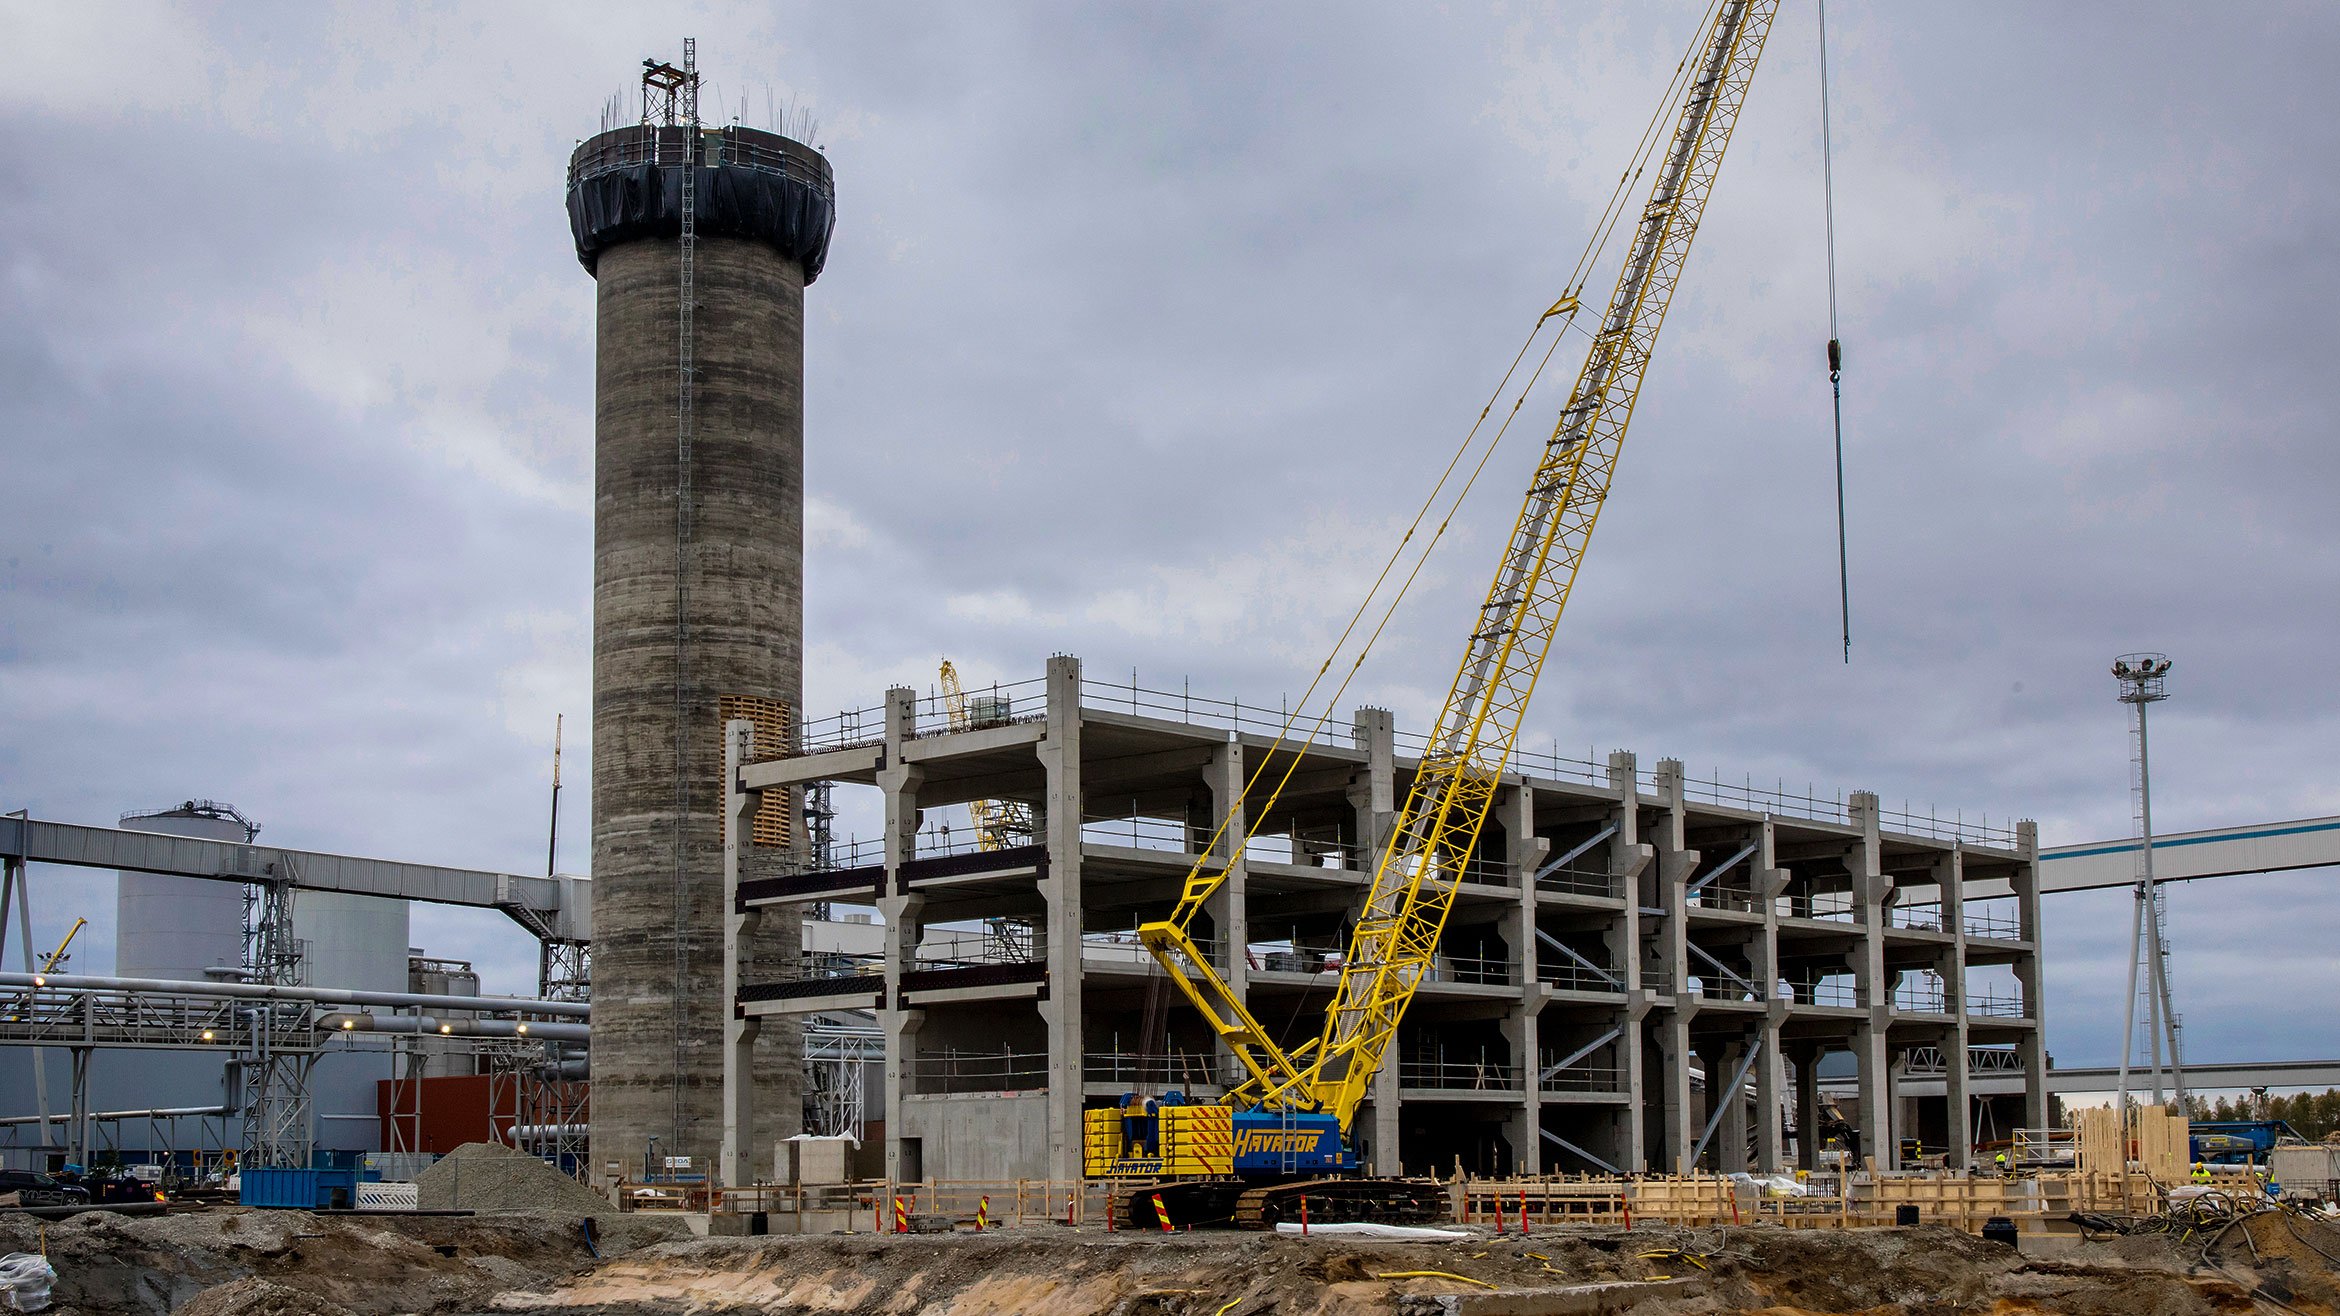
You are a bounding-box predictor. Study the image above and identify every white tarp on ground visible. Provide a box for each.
[1729,1172,1812,1197]
[0,1253,57,1313]
[1273,1222,1471,1240]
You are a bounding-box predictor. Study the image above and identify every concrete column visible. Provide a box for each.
[1848,791,1893,1166]
[2012,820,2049,1131]
[1791,1043,1822,1171]
[1608,750,1651,1171]
[1716,1039,1750,1170]
[1754,820,1789,1172]
[1940,850,1973,1169]
[1349,708,1402,1168]
[1659,1017,1693,1172]
[1349,708,1396,858]
[876,688,926,1182]
[720,718,762,1188]
[1505,785,1543,1173]
[1651,760,1694,1171]
[1038,656,1087,1181]
[1205,739,1249,1001]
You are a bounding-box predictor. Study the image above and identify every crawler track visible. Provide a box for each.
[1110,1178,1445,1231]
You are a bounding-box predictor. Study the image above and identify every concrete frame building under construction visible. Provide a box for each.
[718,655,2046,1186]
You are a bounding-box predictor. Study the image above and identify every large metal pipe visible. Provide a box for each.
[504,1123,591,1143]
[0,1106,230,1128]
[0,971,588,1019]
[315,1012,590,1044]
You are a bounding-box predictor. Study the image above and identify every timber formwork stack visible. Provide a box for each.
[726,655,2046,1186]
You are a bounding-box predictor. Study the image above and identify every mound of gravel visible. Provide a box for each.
[414,1142,614,1217]
[174,1277,355,1316]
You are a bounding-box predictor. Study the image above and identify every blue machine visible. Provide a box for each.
[1228,1109,1352,1175]
[2189,1120,2301,1166]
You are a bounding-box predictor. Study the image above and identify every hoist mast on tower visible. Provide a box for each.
[1092,0,1782,1228]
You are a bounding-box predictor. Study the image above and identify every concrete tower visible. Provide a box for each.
[565,52,836,1178]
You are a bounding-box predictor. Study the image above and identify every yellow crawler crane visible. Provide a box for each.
[1096,0,1781,1228]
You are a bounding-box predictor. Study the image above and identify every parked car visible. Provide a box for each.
[0,1170,91,1207]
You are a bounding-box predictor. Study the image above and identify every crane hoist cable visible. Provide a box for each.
[1139,0,1779,1124]
[1819,0,1850,662]
[1148,0,1728,902]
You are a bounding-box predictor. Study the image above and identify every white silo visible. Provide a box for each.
[88,803,261,1155]
[297,891,412,1155]
[116,802,252,980]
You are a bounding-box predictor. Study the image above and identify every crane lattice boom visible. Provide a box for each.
[1136,0,1780,1129]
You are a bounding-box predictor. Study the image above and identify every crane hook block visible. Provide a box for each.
[1826,338,1842,374]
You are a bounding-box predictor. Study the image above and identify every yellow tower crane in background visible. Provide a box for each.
[1095,0,1781,1227]
[939,660,1037,850]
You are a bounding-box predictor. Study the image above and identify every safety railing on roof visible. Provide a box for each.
[1879,804,2022,850]
[1538,1064,1627,1094]
[1399,1059,1522,1092]
[1537,960,1625,994]
[1963,906,2022,940]
[1685,974,1765,1003]
[1967,989,2026,1019]
[565,123,834,198]
[1785,892,1859,923]
[802,835,885,870]
[1081,1052,1233,1091]
[1080,812,1195,853]
[1679,772,1852,826]
[912,926,1045,971]
[1083,932,1225,972]
[1536,863,1621,899]
[910,675,1050,740]
[792,704,889,757]
[1886,901,1946,932]
[1788,977,1861,1008]
[1425,951,1517,987]
[1390,730,1606,786]
[1079,675,1317,741]
[905,1049,1047,1094]
[772,950,884,984]
[1893,974,1950,1014]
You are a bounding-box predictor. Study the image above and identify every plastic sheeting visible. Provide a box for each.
[0,1253,56,1313]
[566,160,836,282]
[1271,1221,1470,1240]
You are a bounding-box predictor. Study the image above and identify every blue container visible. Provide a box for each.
[238,1167,381,1210]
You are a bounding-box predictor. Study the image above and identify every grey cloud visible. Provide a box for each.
[2,2,2334,1063]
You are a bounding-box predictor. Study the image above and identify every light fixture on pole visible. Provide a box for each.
[2111,652,2184,1112]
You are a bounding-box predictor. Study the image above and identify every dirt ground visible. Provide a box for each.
[3,1207,2336,1316]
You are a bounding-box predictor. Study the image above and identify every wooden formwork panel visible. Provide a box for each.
[718,695,794,848]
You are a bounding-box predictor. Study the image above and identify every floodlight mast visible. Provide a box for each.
[2111,652,2183,1113]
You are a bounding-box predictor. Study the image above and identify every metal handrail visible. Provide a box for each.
[1398,1059,1522,1091]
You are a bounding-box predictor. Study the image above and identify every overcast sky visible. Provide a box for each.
[2,2,2335,1076]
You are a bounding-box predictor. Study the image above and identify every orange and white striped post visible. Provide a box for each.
[893,1194,909,1234]
[976,1195,990,1231]
[1151,1191,1175,1233]
[1299,1194,1309,1236]
[1520,1188,1530,1237]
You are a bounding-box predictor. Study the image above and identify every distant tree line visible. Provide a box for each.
[2183,1089,2340,1139]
